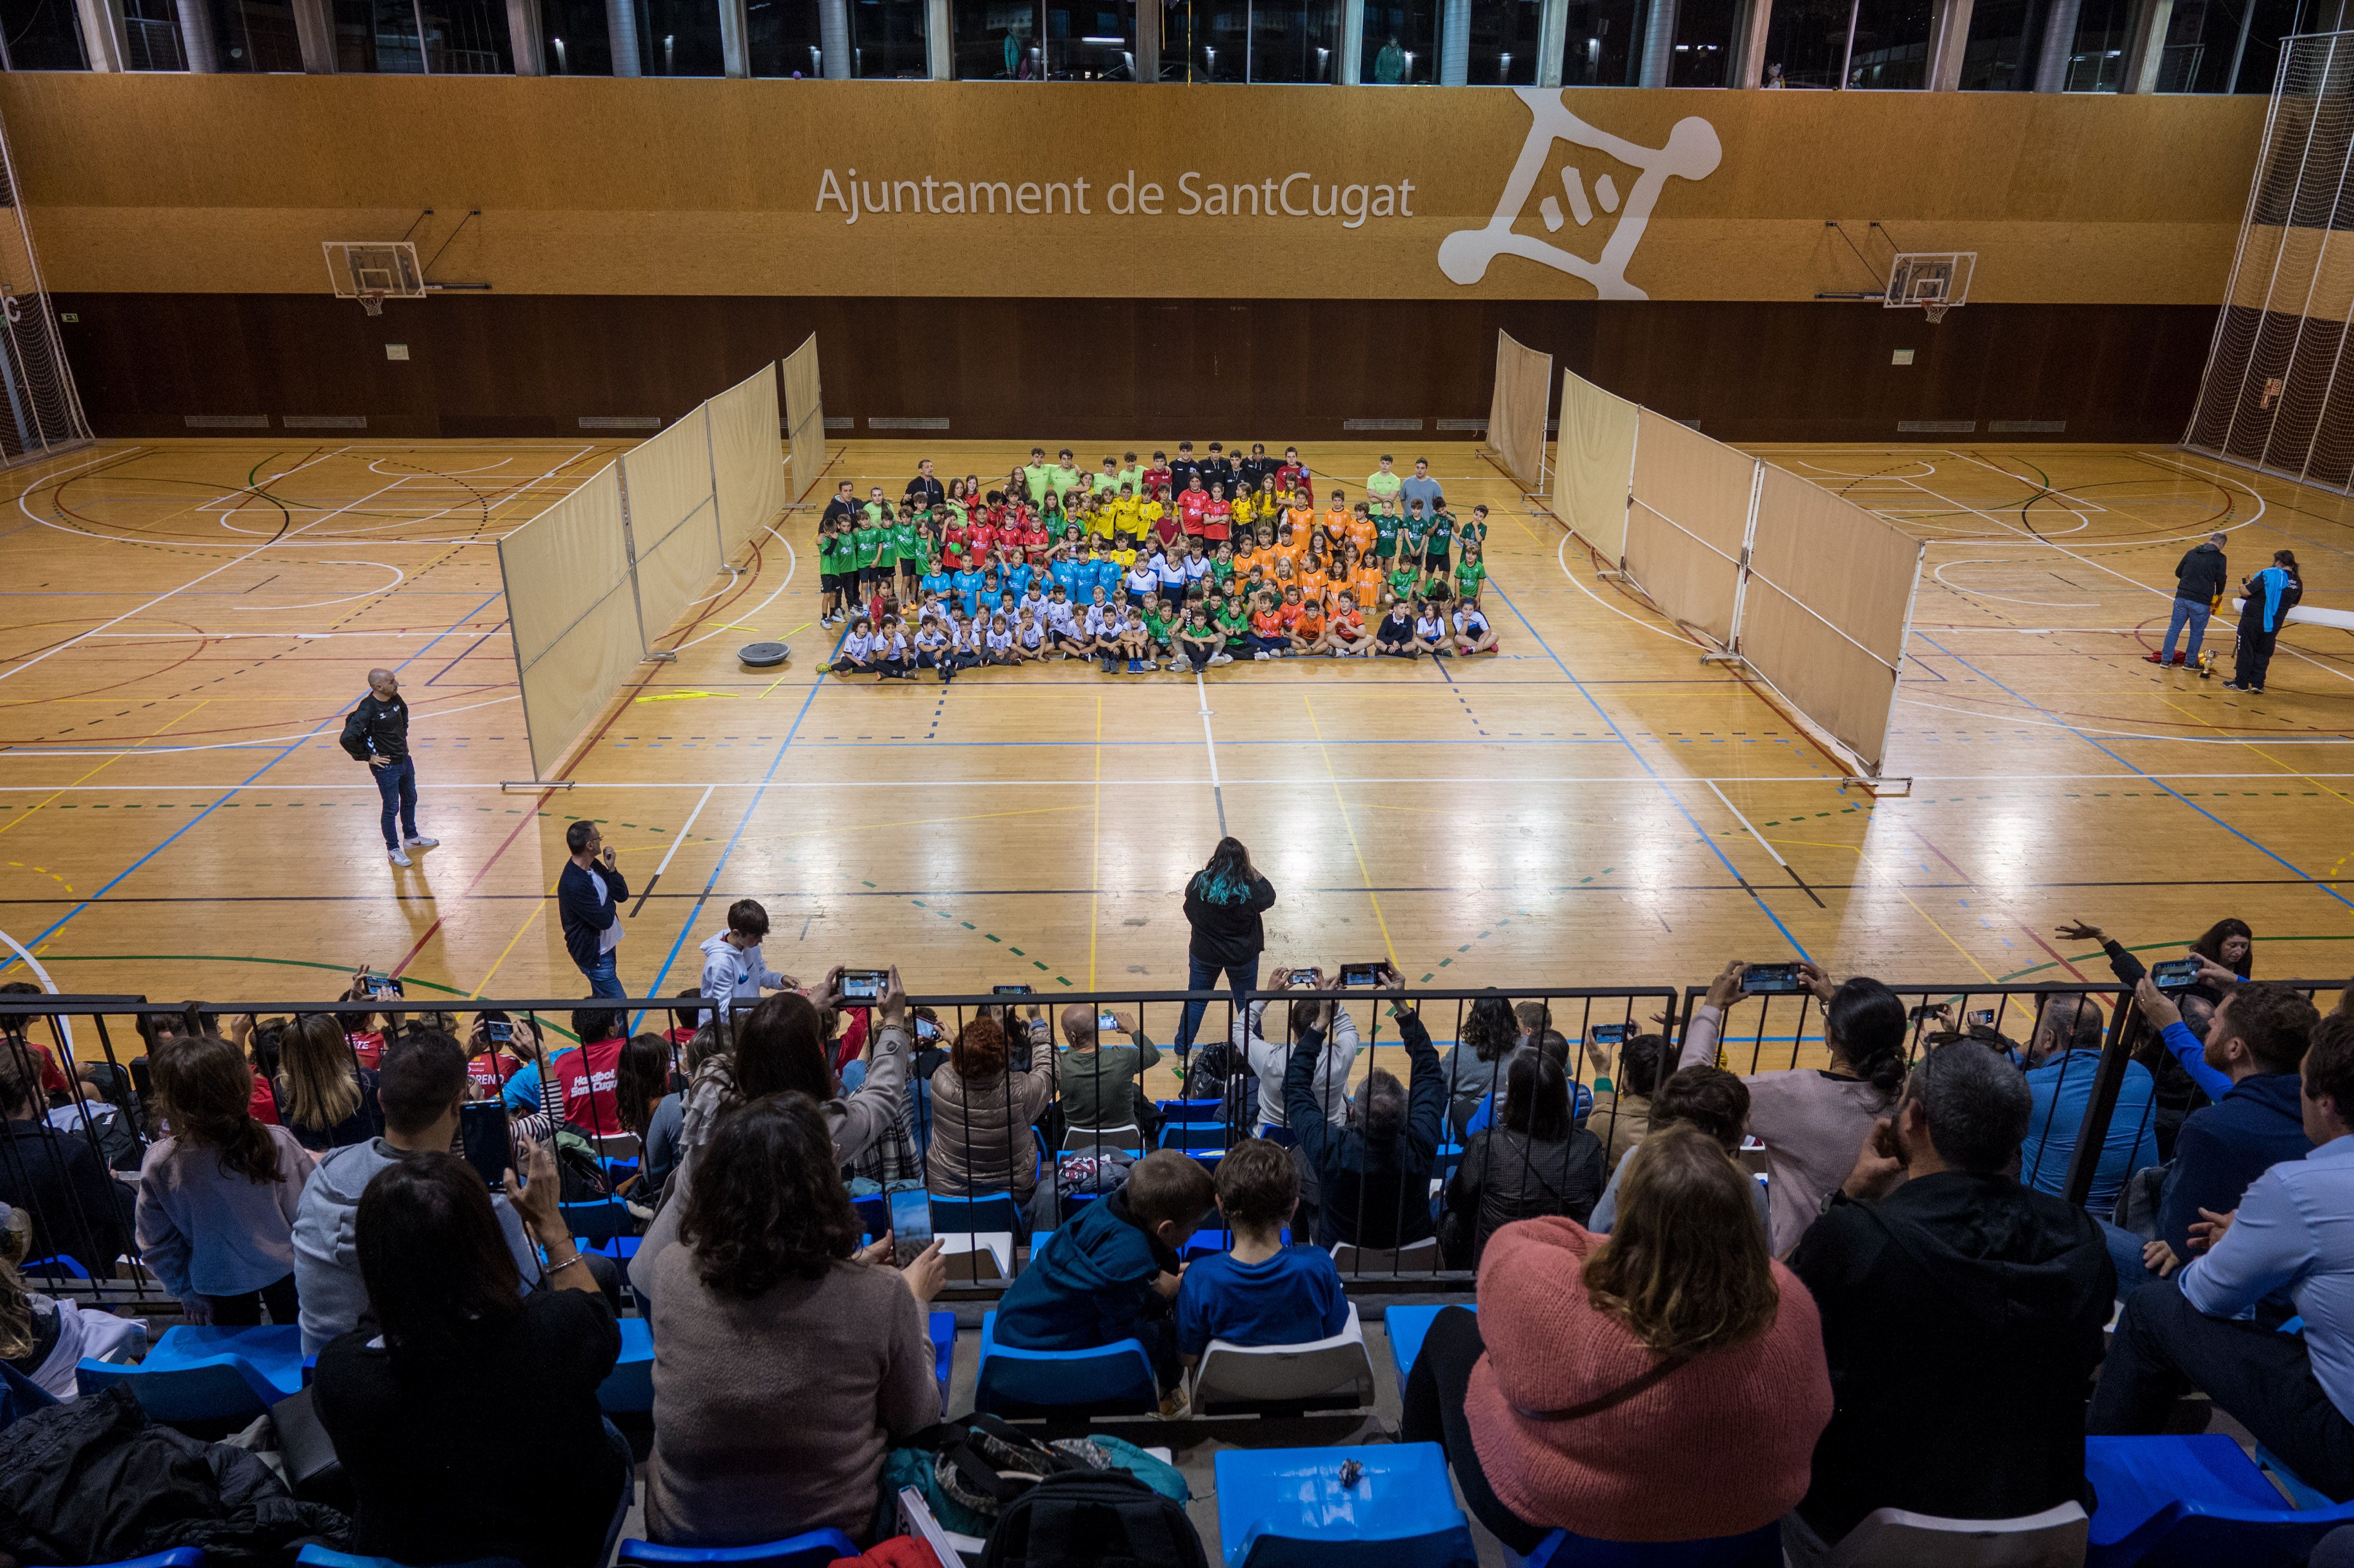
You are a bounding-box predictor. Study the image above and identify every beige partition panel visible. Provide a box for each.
[621,406,723,650]
[1624,410,1755,649]
[1551,370,1638,566]
[710,362,788,559]
[500,463,638,780]
[1740,465,1921,773]
[1483,331,1552,491]
[782,333,826,502]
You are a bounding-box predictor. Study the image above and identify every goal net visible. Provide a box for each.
[2186,31,2354,489]
[0,100,90,465]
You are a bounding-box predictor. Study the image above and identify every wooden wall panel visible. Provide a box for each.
[54,293,2216,446]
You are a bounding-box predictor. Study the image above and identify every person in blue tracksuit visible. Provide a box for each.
[2226,550,2300,693]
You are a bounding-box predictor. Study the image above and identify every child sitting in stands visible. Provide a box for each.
[993,1149,1217,1390]
[1175,1139,1348,1366]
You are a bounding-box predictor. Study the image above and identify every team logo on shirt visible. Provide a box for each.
[1438,89,1720,300]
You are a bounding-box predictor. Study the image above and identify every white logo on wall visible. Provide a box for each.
[1438,88,1720,300]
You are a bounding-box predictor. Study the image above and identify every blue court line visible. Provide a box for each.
[630,622,851,1028]
[1913,632,2354,912]
[1484,581,1811,960]
[0,590,509,978]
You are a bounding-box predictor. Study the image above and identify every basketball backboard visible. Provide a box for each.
[1885,252,1974,321]
[323,241,426,314]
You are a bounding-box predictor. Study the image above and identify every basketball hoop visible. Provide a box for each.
[358,290,386,318]
[1922,300,1949,324]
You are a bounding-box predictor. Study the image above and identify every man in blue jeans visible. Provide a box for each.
[339,669,439,869]
[2150,532,2228,668]
[557,820,629,999]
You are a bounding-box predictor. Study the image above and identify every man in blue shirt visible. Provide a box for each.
[2090,1015,2354,1499]
[2018,994,2159,1212]
[2105,977,2318,1296]
[2225,548,2300,694]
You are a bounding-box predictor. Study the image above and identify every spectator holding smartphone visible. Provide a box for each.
[1677,959,1908,1256]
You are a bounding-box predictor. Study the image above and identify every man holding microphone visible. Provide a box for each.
[340,668,438,869]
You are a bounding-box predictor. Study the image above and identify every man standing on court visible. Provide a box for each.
[2150,532,2227,668]
[1366,455,1404,508]
[341,669,437,869]
[1400,458,1445,522]
[820,480,858,529]
[904,458,944,511]
[558,821,629,999]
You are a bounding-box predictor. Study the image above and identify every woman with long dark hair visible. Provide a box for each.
[1440,1051,1606,1267]
[1404,1125,1831,1551]
[1176,837,1277,1056]
[1441,991,1519,1136]
[135,1033,312,1325]
[1676,960,1908,1256]
[647,1093,943,1545]
[313,1147,626,1568]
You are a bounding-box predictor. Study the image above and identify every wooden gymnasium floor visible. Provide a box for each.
[2,438,2351,1044]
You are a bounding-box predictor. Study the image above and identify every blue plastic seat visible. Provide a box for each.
[1214,1443,1476,1568]
[931,1193,1021,1237]
[89,1551,203,1568]
[1382,1304,1474,1390]
[22,1254,89,1283]
[929,1310,954,1415]
[299,1548,524,1568]
[972,1310,1156,1418]
[77,1325,304,1422]
[1515,1524,1782,1566]
[1160,1121,1236,1151]
[598,1316,655,1414]
[615,1530,857,1568]
[2085,1433,2354,1567]
[561,1199,635,1246]
[1185,1228,1291,1259]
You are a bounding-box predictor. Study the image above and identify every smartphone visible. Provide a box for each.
[991,984,1033,996]
[457,1102,512,1192]
[887,1188,933,1263]
[1286,972,1320,989]
[1097,1012,1120,1034]
[1744,963,1805,995]
[1590,1023,1630,1046]
[363,970,402,1001]
[1339,962,1382,988]
[914,1016,940,1041]
[840,969,890,1002]
[2151,958,2201,992]
[483,1020,513,1044]
[1908,1003,1945,1022]
[1970,1008,1997,1027]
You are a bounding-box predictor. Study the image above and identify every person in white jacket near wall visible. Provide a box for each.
[698,899,796,1026]
[1236,968,1362,1141]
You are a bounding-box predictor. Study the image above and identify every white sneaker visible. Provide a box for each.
[1252,650,1269,661]
[1210,652,1233,666]
[404,834,439,848]
[388,846,412,867]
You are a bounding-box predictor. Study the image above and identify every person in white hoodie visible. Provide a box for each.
[698,899,795,1027]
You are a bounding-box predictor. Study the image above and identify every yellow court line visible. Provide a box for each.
[1303,694,1399,970]
[758,623,816,697]
[1090,695,1102,991]
[471,897,551,999]
[0,699,212,839]
[2162,696,2354,813]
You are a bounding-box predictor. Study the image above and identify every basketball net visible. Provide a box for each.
[1922,300,1949,324]
[360,290,386,318]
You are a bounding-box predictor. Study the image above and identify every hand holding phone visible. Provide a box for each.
[839,969,890,1003]
[1742,962,1805,995]
[459,1102,513,1192]
[1339,962,1382,988]
[2150,958,2201,991]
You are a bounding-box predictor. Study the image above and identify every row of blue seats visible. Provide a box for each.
[75,1315,956,1426]
[73,1421,2354,1568]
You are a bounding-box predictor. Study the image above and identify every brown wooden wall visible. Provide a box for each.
[56,293,2217,445]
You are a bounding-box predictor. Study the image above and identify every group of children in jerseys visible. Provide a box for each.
[813,440,1500,682]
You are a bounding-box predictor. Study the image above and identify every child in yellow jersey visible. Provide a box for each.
[1135,496,1166,548]
[1106,541,1137,570]
[1098,489,1130,540]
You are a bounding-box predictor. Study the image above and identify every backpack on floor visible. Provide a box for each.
[979,1469,1209,1568]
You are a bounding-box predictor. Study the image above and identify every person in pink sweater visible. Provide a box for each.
[1401,1123,1832,1550]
